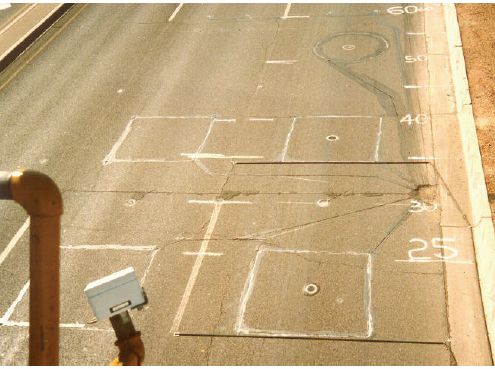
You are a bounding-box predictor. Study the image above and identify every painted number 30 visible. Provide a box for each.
[408,238,458,262]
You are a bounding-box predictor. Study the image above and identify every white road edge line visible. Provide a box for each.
[0,217,29,267]
[168,3,184,22]
[170,202,222,333]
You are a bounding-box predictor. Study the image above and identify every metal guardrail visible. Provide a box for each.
[0,170,62,365]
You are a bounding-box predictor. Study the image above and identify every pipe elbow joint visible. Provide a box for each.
[9,170,63,217]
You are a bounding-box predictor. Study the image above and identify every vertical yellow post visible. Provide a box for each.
[1,170,63,365]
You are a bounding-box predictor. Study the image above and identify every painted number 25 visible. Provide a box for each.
[408,238,458,262]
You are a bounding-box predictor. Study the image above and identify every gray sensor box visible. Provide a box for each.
[84,267,147,320]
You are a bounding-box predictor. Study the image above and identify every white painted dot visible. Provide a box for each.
[303,283,320,296]
[317,199,330,208]
[39,158,48,164]
[117,88,124,94]
[342,44,356,51]
[336,297,344,304]
[125,199,136,207]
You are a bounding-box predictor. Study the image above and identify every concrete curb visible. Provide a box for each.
[0,3,73,73]
[443,3,495,362]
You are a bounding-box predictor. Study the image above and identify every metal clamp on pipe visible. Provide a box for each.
[0,170,63,365]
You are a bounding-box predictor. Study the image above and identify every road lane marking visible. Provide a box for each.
[0,280,29,323]
[373,117,383,161]
[0,4,88,93]
[168,3,184,22]
[0,217,29,267]
[182,251,223,256]
[281,117,297,161]
[170,202,222,333]
[265,60,297,64]
[0,4,36,38]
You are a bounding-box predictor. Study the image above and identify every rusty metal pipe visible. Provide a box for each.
[0,170,63,365]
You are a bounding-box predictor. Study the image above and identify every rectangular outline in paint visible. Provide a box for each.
[104,115,383,166]
[102,116,213,165]
[0,245,156,328]
[235,248,373,339]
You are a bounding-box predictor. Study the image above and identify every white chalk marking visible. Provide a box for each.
[302,114,377,119]
[61,244,156,251]
[188,199,252,205]
[406,32,426,35]
[182,251,224,256]
[141,248,158,284]
[395,259,473,264]
[168,3,184,22]
[135,115,211,119]
[281,117,296,161]
[117,88,124,94]
[404,85,446,89]
[373,117,383,161]
[265,60,297,64]
[111,158,186,163]
[342,44,356,51]
[0,217,29,267]
[181,153,264,160]
[213,118,236,123]
[282,3,291,18]
[103,116,136,165]
[249,118,274,122]
[282,15,310,19]
[170,202,222,333]
[1,321,112,331]
[236,249,372,338]
[0,281,29,323]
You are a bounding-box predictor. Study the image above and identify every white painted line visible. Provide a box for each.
[170,202,223,333]
[181,153,264,160]
[1,321,112,331]
[188,199,252,205]
[0,4,36,38]
[373,117,383,161]
[168,3,184,22]
[236,249,372,338]
[282,2,291,18]
[302,114,377,119]
[281,117,296,162]
[265,60,297,64]
[394,259,473,264]
[111,158,186,163]
[406,32,426,36]
[213,118,236,123]
[182,251,224,256]
[404,85,429,89]
[61,244,156,251]
[135,115,211,119]
[102,116,136,165]
[0,281,29,323]
[0,217,29,267]
[249,118,274,122]
[141,249,158,284]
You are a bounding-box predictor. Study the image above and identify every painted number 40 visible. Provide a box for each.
[400,114,429,126]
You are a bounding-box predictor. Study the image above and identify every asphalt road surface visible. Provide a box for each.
[0,3,491,365]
